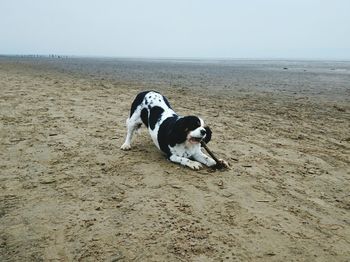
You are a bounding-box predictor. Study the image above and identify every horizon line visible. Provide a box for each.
[1,53,350,62]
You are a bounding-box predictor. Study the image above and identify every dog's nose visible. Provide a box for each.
[200,129,206,136]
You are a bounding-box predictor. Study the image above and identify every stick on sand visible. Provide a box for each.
[200,141,229,169]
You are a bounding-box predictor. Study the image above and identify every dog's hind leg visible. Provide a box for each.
[121,108,143,150]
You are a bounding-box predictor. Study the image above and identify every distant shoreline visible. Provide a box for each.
[1,55,349,102]
[1,54,350,63]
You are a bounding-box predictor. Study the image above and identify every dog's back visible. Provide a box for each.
[121,91,176,150]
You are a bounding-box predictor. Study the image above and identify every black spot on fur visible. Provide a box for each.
[203,126,212,144]
[167,116,201,146]
[162,95,172,109]
[167,118,187,147]
[157,116,178,156]
[141,108,149,127]
[182,116,201,131]
[149,106,164,130]
[130,91,149,117]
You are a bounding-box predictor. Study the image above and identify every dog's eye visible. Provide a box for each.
[184,128,189,132]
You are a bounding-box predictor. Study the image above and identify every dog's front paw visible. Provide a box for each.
[121,143,131,150]
[187,161,202,170]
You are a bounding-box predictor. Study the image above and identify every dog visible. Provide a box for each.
[121,91,227,170]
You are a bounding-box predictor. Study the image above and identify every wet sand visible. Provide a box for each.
[1,57,349,261]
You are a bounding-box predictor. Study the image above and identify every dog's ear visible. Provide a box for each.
[203,125,212,144]
[168,118,188,146]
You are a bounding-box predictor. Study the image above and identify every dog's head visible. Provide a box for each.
[169,116,211,146]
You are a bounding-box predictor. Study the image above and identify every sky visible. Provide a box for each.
[1,0,350,59]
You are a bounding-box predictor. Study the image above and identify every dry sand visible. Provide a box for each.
[0,58,349,261]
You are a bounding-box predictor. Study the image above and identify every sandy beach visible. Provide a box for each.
[1,57,349,261]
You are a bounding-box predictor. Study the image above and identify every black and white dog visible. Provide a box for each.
[121,91,226,170]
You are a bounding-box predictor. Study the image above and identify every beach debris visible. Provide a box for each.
[9,137,26,143]
[39,178,56,184]
[216,180,224,188]
[296,134,305,140]
[333,105,346,112]
[222,191,233,197]
[170,184,182,189]
[111,251,124,262]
